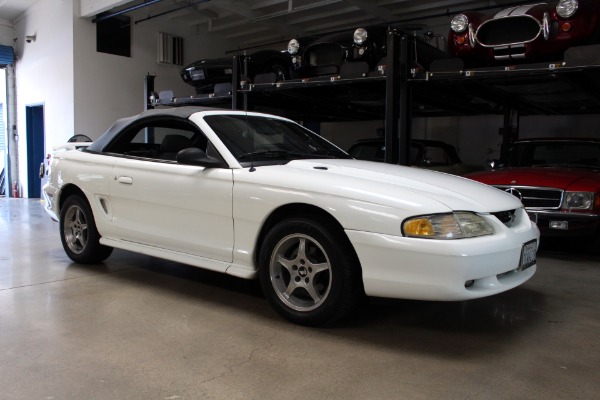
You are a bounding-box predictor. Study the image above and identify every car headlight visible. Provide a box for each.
[353,28,368,45]
[288,38,300,54]
[556,0,579,18]
[564,192,593,209]
[403,212,494,239]
[451,14,469,33]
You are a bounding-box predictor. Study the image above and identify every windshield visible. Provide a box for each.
[204,114,350,164]
[507,141,600,169]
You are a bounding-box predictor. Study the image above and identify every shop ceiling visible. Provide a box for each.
[1,1,534,48]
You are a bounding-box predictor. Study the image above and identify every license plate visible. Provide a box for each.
[519,239,537,271]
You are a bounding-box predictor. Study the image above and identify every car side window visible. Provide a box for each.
[105,118,209,161]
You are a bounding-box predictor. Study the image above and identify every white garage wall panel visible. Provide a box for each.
[0,18,15,46]
[13,0,75,197]
[72,4,238,143]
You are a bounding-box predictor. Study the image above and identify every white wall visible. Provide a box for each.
[0,68,6,172]
[13,0,75,197]
[0,18,14,45]
[71,4,238,140]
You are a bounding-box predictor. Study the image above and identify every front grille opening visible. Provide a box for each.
[494,186,563,209]
[477,16,540,46]
[492,209,516,224]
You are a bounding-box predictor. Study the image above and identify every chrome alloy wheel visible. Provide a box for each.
[269,233,332,312]
[63,204,89,255]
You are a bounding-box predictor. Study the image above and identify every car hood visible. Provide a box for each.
[250,159,522,213]
[466,167,600,191]
[493,3,546,19]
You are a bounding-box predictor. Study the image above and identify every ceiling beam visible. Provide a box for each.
[343,0,395,22]
[205,0,308,36]
[80,0,140,18]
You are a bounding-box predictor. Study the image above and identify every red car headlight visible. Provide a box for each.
[451,14,469,33]
[556,0,579,19]
[564,192,593,210]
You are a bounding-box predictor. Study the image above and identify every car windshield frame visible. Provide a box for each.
[204,114,351,165]
[505,141,600,169]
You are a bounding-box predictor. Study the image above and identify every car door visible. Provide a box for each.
[104,117,234,264]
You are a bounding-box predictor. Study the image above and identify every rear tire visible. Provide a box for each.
[60,195,113,264]
[259,217,363,326]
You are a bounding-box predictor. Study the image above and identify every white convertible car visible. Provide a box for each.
[43,107,539,325]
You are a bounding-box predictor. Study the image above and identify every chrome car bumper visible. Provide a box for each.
[528,209,600,236]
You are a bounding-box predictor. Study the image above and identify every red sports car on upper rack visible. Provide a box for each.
[448,0,600,66]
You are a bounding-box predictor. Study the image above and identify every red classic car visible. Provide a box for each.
[466,138,600,238]
[448,0,600,66]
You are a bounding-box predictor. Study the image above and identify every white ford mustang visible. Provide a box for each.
[43,107,539,325]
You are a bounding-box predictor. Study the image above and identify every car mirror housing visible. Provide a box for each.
[176,147,227,168]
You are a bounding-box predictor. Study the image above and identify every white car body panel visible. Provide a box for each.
[109,157,234,262]
[43,108,540,302]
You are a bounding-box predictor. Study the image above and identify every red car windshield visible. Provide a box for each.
[507,141,600,169]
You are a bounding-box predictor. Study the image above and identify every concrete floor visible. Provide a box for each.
[0,198,599,400]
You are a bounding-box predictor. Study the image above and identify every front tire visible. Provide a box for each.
[259,217,363,326]
[60,195,113,264]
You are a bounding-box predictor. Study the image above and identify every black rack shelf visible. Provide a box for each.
[147,37,600,165]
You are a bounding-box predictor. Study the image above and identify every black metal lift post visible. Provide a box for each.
[500,108,519,158]
[384,29,412,165]
[232,55,240,110]
[145,74,156,110]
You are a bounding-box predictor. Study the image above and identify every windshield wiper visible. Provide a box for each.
[238,150,319,161]
[310,149,349,158]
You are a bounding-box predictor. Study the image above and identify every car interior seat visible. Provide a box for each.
[160,135,192,160]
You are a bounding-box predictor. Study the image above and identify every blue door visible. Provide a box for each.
[26,105,44,198]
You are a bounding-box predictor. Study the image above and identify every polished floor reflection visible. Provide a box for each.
[1,198,599,399]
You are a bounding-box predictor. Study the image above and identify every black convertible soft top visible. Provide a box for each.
[86,106,223,152]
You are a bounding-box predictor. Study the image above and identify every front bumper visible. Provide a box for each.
[346,213,539,301]
[528,210,600,236]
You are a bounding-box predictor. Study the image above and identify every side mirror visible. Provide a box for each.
[176,148,227,168]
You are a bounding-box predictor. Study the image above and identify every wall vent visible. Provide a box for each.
[157,32,183,66]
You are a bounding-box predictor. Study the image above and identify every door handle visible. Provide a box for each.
[117,176,133,185]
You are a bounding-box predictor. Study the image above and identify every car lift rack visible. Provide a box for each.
[146,29,600,165]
